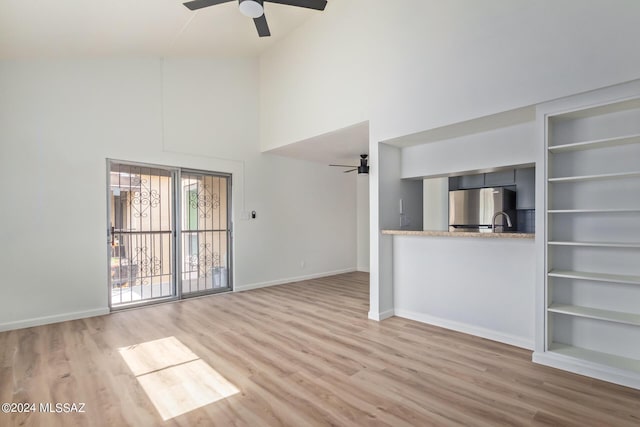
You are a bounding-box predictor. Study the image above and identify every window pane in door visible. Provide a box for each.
[109,163,175,306]
[181,172,230,295]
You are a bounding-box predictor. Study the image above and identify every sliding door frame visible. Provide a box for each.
[179,168,233,299]
[106,159,233,311]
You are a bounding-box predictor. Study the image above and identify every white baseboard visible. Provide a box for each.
[0,308,110,332]
[533,350,640,390]
[234,268,356,292]
[368,309,394,321]
[0,269,357,332]
[533,351,640,390]
[394,309,534,350]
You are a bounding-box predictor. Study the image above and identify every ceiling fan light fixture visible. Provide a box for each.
[239,0,264,18]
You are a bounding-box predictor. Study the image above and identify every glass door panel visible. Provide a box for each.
[109,163,176,307]
[181,172,231,295]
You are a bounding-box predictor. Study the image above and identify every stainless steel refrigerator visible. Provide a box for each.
[448,188,516,232]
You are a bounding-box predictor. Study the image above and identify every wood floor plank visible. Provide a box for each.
[1,271,639,426]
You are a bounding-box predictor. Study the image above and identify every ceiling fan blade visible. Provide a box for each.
[266,0,327,11]
[329,164,357,168]
[343,169,357,173]
[183,0,233,11]
[254,14,271,37]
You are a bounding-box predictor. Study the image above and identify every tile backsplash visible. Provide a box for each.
[517,209,535,233]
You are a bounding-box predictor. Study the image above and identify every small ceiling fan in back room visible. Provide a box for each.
[183,0,328,37]
[330,154,369,174]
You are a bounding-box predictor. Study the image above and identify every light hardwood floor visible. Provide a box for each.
[1,272,639,426]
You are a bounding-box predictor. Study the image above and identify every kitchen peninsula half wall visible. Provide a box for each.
[377,107,539,350]
[388,232,535,349]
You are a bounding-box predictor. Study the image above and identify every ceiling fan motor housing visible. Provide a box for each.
[183,0,327,37]
[239,0,264,18]
[358,155,369,174]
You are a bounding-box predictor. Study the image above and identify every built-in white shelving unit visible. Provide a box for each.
[538,85,640,390]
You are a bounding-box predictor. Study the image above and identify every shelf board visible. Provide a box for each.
[548,343,640,374]
[550,98,640,121]
[548,171,640,183]
[548,304,640,326]
[547,208,640,214]
[548,240,640,248]
[548,269,640,286]
[548,133,640,153]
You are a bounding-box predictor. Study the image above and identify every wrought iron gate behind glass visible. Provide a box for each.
[181,172,231,295]
[109,164,176,306]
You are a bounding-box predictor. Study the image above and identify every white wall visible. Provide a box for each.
[260,0,640,152]
[259,0,374,152]
[259,0,640,321]
[371,142,424,320]
[356,174,369,272]
[372,143,398,319]
[402,121,536,179]
[393,236,535,349]
[0,58,357,330]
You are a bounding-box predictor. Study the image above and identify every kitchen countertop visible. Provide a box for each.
[381,229,534,239]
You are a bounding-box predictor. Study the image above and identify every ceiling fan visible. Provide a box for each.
[183,0,328,37]
[330,154,369,174]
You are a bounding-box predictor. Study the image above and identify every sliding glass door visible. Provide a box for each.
[108,163,177,307]
[180,171,232,296]
[108,161,232,309]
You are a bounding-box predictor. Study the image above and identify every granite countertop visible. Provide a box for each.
[381,229,534,239]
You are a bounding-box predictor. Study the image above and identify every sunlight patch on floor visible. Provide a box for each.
[119,336,239,421]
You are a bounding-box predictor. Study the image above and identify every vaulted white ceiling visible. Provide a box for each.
[0,0,367,163]
[0,0,321,58]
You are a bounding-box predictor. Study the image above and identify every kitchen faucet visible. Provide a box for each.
[492,211,513,233]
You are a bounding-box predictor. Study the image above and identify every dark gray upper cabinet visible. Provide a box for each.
[515,167,535,210]
[459,174,485,189]
[485,170,516,187]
